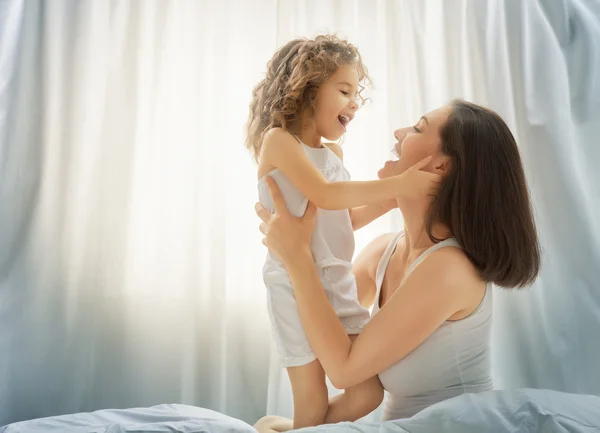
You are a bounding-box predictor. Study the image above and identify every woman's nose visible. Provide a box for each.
[394,128,406,142]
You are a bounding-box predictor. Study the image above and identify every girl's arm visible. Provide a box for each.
[348,203,395,231]
[323,142,396,230]
[261,128,427,210]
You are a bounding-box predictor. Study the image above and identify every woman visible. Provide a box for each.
[255,100,541,429]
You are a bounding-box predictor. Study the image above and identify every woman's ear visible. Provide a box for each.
[433,156,451,175]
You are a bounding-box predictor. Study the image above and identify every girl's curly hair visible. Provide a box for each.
[245,34,371,162]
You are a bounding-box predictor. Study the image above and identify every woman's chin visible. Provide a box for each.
[378,160,399,179]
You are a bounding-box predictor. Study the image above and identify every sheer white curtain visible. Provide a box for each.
[1,0,599,427]
[1,0,279,425]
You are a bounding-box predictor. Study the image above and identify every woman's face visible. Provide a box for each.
[378,105,452,179]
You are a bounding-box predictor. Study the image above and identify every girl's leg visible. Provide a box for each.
[286,359,329,429]
[324,335,384,423]
[324,375,383,423]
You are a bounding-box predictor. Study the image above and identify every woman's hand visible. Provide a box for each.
[255,177,317,263]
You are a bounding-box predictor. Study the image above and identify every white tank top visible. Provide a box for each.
[258,141,355,277]
[373,232,493,420]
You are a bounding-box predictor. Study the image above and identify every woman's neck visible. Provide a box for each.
[399,199,451,256]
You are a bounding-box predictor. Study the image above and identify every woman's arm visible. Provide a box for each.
[352,233,396,308]
[257,177,468,390]
[261,128,433,210]
[286,246,468,389]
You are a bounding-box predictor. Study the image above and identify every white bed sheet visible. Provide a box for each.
[295,389,600,433]
[3,389,599,433]
[0,404,256,433]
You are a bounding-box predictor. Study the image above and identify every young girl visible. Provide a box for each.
[246,35,429,429]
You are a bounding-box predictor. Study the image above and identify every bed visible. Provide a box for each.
[2,389,599,433]
[0,405,256,433]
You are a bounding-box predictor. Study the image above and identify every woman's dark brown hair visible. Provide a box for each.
[427,100,541,288]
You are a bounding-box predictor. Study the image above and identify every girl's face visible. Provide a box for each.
[312,64,360,141]
[378,105,452,179]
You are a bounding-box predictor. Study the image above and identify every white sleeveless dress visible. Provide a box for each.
[373,232,494,419]
[258,141,370,368]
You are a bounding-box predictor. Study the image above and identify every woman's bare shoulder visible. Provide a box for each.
[354,232,398,280]
[422,246,486,318]
[353,232,398,308]
[355,233,397,270]
[436,246,482,284]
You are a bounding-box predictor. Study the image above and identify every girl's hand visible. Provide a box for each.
[255,177,317,263]
[396,156,442,201]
